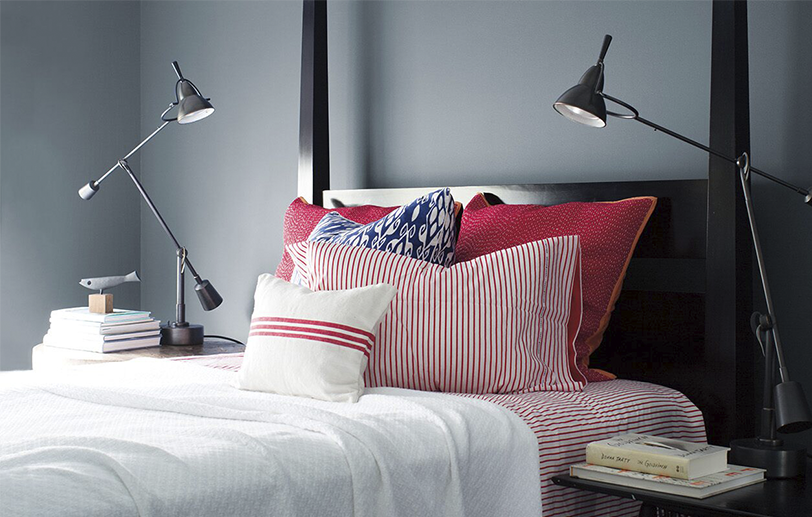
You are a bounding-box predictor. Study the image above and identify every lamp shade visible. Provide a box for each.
[775,381,812,433]
[176,79,215,125]
[195,279,223,311]
[553,64,607,128]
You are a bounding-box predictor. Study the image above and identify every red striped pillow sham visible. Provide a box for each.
[288,235,586,394]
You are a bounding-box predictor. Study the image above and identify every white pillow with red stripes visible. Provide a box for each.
[237,274,397,402]
[288,235,586,394]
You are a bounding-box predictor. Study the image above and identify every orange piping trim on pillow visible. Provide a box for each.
[583,196,658,372]
[589,368,617,380]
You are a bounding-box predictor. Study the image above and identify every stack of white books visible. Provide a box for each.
[43,307,161,353]
[571,434,765,499]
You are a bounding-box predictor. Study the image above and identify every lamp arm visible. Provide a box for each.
[160,102,179,123]
[602,95,797,381]
[739,154,790,383]
[602,93,638,119]
[87,121,172,190]
[600,93,810,199]
[117,159,204,283]
[599,92,802,381]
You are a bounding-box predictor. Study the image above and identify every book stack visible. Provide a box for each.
[571,434,765,499]
[43,307,161,353]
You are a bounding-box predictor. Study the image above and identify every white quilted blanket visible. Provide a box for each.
[0,359,541,517]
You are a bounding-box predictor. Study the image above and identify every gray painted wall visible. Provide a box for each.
[0,1,141,370]
[353,0,713,187]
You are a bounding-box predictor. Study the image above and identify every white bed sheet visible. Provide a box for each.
[0,359,541,517]
[178,353,708,517]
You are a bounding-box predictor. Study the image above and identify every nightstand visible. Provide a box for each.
[552,461,812,517]
[32,338,245,372]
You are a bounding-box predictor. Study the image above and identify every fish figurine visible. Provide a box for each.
[80,271,140,294]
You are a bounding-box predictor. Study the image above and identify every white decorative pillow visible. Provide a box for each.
[288,235,585,394]
[237,274,397,402]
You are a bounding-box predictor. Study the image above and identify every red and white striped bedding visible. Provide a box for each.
[289,236,586,394]
[467,380,705,516]
[177,353,705,517]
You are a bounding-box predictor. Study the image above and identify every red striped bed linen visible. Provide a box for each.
[288,236,586,394]
[465,380,706,517]
[175,353,705,517]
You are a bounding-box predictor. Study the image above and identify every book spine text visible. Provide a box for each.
[585,443,691,479]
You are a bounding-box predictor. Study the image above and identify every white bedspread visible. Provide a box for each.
[0,359,541,517]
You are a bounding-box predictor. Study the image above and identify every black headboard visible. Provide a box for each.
[297,0,755,446]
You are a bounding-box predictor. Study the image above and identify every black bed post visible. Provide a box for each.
[706,0,754,446]
[299,0,330,206]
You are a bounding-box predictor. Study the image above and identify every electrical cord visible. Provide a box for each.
[204,334,244,346]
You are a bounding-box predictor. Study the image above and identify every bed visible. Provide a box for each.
[0,1,755,516]
[0,351,705,517]
[185,353,707,517]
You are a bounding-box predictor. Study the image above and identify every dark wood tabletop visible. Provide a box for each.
[123,338,245,359]
[553,462,812,517]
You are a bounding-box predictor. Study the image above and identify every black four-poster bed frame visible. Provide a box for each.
[297,0,754,447]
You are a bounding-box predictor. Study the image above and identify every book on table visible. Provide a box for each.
[48,318,160,335]
[585,434,729,479]
[45,308,160,353]
[42,332,161,353]
[45,329,158,343]
[50,307,151,324]
[569,463,765,499]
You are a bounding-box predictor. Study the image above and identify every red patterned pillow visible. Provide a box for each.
[288,236,586,394]
[274,198,397,281]
[456,194,656,382]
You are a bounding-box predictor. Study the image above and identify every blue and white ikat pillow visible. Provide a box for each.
[309,188,458,267]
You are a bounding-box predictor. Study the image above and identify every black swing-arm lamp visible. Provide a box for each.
[78,61,221,346]
[554,34,812,478]
[553,35,811,203]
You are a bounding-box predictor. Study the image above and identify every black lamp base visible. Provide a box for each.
[730,437,807,478]
[161,322,204,346]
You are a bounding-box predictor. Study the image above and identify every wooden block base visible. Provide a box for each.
[89,293,113,314]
